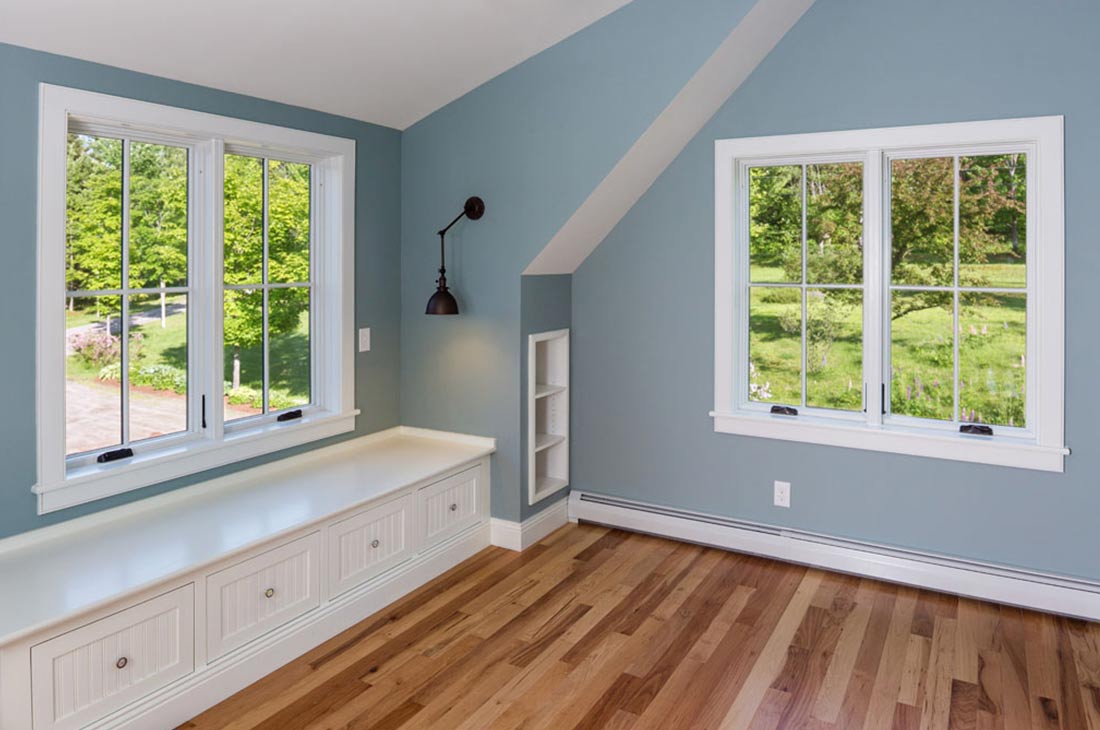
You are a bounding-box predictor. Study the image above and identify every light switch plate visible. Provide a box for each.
[358,327,371,352]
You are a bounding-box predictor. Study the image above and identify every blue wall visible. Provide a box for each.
[520,275,572,519]
[400,0,757,522]
[0,42,403,539]
[573,0,1100,580]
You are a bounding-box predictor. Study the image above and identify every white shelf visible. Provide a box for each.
[528,329,570,505]
[534,383,567,399]
[534,433,566,453]
[533,476,568,498]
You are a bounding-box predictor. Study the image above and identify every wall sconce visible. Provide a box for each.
[426,196,486,315]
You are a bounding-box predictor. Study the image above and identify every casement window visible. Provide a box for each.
[36,85,356,513]
[712,117,1067,471]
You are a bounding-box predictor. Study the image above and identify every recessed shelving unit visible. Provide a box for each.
[528,328,569,505]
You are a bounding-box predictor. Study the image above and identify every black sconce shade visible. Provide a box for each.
[426,196,485,315]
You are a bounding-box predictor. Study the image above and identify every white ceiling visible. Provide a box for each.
[0,0,632,130]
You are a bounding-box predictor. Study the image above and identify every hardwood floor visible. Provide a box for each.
[183,524,1100,730]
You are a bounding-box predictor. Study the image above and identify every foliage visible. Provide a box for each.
[71,330,142,368]
[99,362,187,393]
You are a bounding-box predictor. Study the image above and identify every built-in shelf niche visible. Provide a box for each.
[528,328,569,505]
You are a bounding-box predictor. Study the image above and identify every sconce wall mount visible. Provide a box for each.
[426,196,485,315]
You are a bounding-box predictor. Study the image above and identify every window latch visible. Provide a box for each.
[276,409,303,423]
[959,424,994,436]
[770,405,798,416]
[97,447,134,464]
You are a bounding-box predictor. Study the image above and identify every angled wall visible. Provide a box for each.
[400,0,759,521]
[0,42,402,539]
[573,0,1100,579]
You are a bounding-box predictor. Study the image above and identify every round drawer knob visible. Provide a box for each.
[370,539,381,548]
[449,503,458,512]
[115,657,128,670]
[264,587,276,598]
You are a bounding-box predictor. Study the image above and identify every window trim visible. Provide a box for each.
[36,84,358,513]
[712,116,1067,472]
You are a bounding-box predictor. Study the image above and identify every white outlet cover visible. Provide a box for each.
[358,327,371,352]
[773,480,791,508]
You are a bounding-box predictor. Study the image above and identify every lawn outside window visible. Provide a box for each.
[712,117,1067,471]
[36,85,357,514]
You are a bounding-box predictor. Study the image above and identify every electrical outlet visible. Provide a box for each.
[773,480,791,508]
[358,327,371,352]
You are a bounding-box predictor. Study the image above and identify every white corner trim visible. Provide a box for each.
[523,0,816,275]
[569,490,1100,621]
[491,498,569,551]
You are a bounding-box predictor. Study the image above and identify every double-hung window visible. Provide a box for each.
[713,117,1066,471]
[36,85,357,513]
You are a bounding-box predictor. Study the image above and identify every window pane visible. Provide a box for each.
[128,294,188,442]
[891,157,954,287]
[269,287,310,410]
[960,154,1027,289]
[66,295,122,455]
[224,289,264,421]
[806,289,862,411]
[268,160,310,284]
[890,291,954,421]
[807,162,863,285]
[129,142,188,289]
[959,293,1026,428]
[749,165,802,283]
[224,154,264,286]
[748,287,801,405]
[66,134,122,292]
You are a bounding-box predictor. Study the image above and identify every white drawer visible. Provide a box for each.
[329,495,414,598]
[31,585,195,730]
[418,465,481,543]
[206,532,320,660]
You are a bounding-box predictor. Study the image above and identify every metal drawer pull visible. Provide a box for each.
[371,539,380,548]
[264,587,275,598]
[115,657,128,670]
[449,503,458,512]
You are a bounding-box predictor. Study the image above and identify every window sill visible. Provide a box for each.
[710,410,1067,472]
[35,410,360,514]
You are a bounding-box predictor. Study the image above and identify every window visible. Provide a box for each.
[713,117,1066,471]
[37,85,356,513]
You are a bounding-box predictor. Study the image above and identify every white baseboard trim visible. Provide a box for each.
[94,523,490,730]
[491,498,569,551]
[569,490,1100,622]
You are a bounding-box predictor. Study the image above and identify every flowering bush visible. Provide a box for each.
[98,362,185,393]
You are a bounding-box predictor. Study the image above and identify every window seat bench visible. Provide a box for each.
[0,426,495,730]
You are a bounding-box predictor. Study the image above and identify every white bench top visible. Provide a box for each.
[0,428,494,645]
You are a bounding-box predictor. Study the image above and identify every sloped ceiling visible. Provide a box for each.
[525,0,815,274]
[0,0,632,129]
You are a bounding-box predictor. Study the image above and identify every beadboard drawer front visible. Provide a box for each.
[206,532,321,660]
[419,465,481,543]
[30,585,195,730]
[328,495,415,598]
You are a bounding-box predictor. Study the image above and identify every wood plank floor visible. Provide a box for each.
[182,524,1100,730]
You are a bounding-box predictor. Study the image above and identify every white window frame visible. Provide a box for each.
[36,85,357,514]
[712,116,1067,472]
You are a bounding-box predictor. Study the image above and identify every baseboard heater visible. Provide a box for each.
[569,490,1100,621]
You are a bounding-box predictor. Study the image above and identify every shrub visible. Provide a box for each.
[98,363,187,394]
[71,330,143,367]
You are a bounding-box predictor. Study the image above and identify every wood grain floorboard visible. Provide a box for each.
[184,524,1100,730]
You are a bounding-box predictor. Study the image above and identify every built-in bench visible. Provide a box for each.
[0,427,496,730]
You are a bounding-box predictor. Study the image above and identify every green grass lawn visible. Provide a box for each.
[747,265,1027,427]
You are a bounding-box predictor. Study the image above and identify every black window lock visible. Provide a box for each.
[770,405,798,416]
[276,409,303,423]
[97,447,134,464]
[960,424,994,436]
